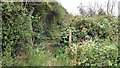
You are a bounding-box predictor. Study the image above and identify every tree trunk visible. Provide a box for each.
[26,7,34,46]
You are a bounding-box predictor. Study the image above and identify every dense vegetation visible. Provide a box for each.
[1,1,119,67]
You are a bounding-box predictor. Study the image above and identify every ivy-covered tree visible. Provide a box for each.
[2,2,34,65]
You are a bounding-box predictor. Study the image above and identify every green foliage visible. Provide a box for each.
[77,39,118,66]
[2,46,13,66]
[27,46,69,66]
[1,2,118,66]
[55,52,71,66]
[28,48,52,66]
[52,16,118,66]
[2,2,33,66]
[71,16,117,40]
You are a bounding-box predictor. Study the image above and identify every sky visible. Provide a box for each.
[60,0,120,16]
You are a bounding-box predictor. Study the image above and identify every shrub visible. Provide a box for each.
[27,47,62,66]
[77,39,118,66]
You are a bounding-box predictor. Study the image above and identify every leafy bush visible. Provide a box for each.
[71,16,117,40]
[28,48,50,66]
[52,16,118,66]
[27,47,67,66]
[77,39,118,66]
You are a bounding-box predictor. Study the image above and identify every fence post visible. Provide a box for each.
[69,29,77,65]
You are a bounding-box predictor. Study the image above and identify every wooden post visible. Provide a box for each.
[69,29,77,65]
